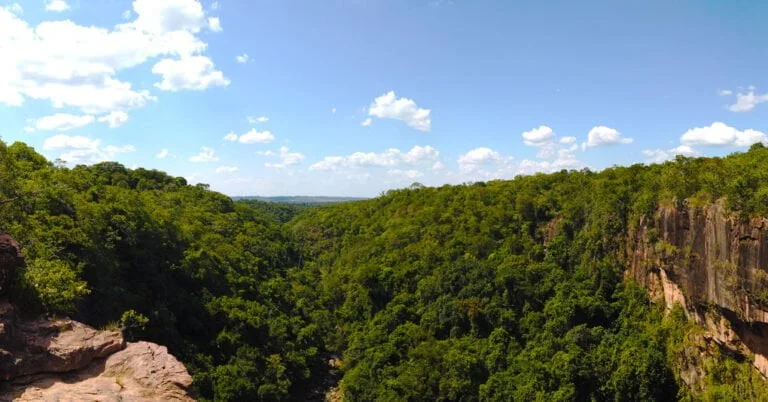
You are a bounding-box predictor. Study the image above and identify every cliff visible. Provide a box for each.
[0,234,194,401]
[628,200,768,386]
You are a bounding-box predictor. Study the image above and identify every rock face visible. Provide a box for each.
[0,233,194,401]
[628,200,768,382]
[0,234,22,297]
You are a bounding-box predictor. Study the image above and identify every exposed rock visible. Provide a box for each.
[0,234,22,296]
[628,200,768,385]
[0,233,194,401]
[0,302,124,381]
[3,342,193,402]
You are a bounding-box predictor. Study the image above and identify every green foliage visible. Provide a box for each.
[23,258,89,313]
[3,139,768,400]
[120,309,149,341]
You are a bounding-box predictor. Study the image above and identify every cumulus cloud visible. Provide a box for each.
[583,126,633,148]
[520,126,582,169]
[32,113,95,131]
[152,56,230,91]
[0,0,226,116]
[156,148,169,159]
[98,111,129,128]
[207,17,222,32]
[45,0,70,12]
[236,54,249,63]
[42,134,135,164]
[368,91,431,132]
[224,128,275,144]
[727,88,768,113]
[642,145,699,164]
[457,147,506,173]
[361,117,372,127]
[189,146,219,162]
[522,126,555,146]
[718,89,733,96]
[264,146,305,169]
[310,145,439,171]
[215,166,238,174]
[680,122,766,147]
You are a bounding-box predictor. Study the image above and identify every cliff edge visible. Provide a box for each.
[0,234,194,401]
[628,200,768,387]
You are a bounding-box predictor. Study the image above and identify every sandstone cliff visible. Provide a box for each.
[628,200,768,386]
[0,234,194,401]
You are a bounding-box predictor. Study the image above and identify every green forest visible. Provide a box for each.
[3,139,768,401]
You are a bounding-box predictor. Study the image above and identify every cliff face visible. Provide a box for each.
[628,200,768,382]
[0,234,194,401]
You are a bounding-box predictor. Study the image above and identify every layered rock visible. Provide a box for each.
[628,200,768,381]
[0,234,194,401]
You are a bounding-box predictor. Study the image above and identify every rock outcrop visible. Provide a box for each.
[628,200,768,383]
[0,234,194,401]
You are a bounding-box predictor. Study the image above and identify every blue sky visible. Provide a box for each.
[1,0,767,196]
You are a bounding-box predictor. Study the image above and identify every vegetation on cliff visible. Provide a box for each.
[3,139,768,400]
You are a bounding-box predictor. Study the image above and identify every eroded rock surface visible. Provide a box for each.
[628,200,768,381]
[3,342,193,402]
[0,233,194,401]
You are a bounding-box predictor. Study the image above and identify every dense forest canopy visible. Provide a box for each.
[2,140,768,401]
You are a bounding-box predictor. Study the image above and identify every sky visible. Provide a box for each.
[1,0,767,197]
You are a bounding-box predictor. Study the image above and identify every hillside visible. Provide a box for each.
[3,140,768,400]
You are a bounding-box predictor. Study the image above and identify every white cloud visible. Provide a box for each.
[642,145,699,164]
[45,0,70,12]
[310,145,439,171]
[727,89,768,112]
[247,116,268,123]
[368,91,431,132]
[432,161,445,171]
[98,111,129,128]
[559,136,577,144]
[583,126,633,148]
[223,132,238,142]
[152,56,229,91]
[264,146,305,169]
[122,9,132,20]
[718,89,733,96]
[33,113,94,131]
[215,165,238,174]
[522,126,555,146]
[387,169,423,179]
[43,134,99,150]
[457,147,506,173]
[131,0,205,34]
[211,1,219,10]
[207,17,222,32]
[0,0,224,115]
[156,148,169,159]
[256,150,275,156]
[680,122,766,147]
[42,134,134,164]
[238,129,275,144]
[236,53,249,63]
[189,146,219,162]
[361,117,372,127]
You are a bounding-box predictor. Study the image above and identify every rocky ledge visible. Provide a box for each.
[628,200,768,387]
[0,234,194,401]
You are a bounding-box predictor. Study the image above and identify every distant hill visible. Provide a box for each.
[232,196,368,205]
